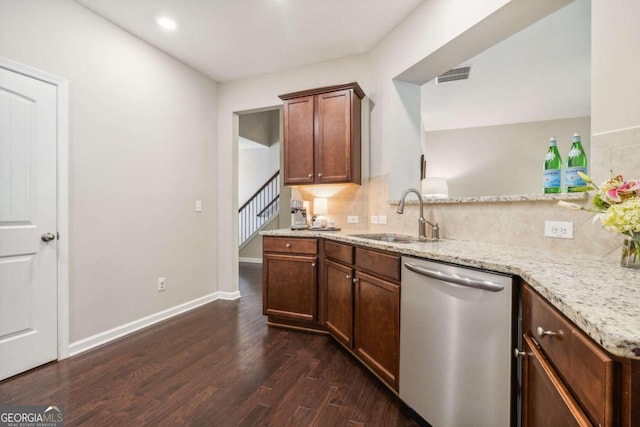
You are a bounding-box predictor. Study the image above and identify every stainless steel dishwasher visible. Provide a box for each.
[400,256,517,427]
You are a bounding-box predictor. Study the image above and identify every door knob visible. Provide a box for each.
[41,232,56,242]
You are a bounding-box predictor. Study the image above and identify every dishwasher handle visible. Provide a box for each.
[404,262,505,292]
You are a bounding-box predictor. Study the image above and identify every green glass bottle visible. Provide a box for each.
[543,137,562,193]
[565,132,587,192]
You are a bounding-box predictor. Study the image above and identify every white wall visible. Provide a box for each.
[591,0,640,136]
[238,142,280,205]
[239,109,279,147]
[0,0,218,342]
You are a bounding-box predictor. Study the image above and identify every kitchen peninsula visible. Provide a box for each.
[261,228,640,425]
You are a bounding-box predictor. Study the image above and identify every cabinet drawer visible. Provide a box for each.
[324,240,353,265]
[523,285,616,427]
[522,334,592,427]
[355,247,400,282]
[263,237,317,255]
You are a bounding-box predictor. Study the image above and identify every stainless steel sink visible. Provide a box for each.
[349,233,422,243]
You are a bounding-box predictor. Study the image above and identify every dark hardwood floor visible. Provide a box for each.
[0,262,420,426]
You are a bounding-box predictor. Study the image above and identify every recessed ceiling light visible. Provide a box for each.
[156,17,177,31]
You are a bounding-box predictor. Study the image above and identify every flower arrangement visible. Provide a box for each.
[558,172,640,267]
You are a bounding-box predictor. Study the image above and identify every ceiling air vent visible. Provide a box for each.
[435,66,471,84]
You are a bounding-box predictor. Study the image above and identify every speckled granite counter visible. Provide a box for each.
[262,228,640,360]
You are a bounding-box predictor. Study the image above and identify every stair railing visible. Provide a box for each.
[239,170,280,247]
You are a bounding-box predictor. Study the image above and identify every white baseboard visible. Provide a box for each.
[68,291,234,356]
[239,257,262,264]
[217,290,242,300]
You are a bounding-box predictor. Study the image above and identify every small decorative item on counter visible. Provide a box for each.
[558,171,640,269]
[543,136,562,193]
[565,133,588,192]
[621,238,639,269]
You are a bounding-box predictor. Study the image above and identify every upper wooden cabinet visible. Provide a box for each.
[279,82,364,186]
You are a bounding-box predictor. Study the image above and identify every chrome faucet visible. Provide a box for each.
[397,188,440,241]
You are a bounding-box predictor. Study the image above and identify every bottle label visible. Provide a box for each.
[544,152,557,161]
[566,166,587,187]
[568,147,582,158]
[543,169,561,189]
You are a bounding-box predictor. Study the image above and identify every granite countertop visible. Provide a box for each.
[262,228,640,360]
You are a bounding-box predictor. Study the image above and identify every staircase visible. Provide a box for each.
[239,170,280,249]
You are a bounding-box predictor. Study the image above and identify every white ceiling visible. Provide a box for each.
[73,0,424,82]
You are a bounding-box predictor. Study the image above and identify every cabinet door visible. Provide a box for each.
[315,89,352,183]
[263,253,317,322]
[523,285,615,426]
[522,335,592,427]
[354,271,400,391]
[325,260,354,348]
[283,96,315,185]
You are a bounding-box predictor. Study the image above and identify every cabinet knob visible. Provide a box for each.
[352,278,359,283]
[318,173,322,177]
[285,243,291,248]
[536,326,562,338]
[514,348,526,358]
[346,274,351,279]
[308,173,312,178]
[312,263,316,267]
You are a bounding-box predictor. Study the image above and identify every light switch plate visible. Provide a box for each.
[347,216,359,224]
[370,216,379,224]
[378,215,387,224]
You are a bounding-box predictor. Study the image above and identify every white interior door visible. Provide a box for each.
[0,66,58,381]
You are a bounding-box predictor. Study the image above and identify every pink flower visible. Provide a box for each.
[605,179,640,203]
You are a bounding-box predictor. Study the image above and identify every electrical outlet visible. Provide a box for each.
[195,200,202,212]
[544,221,574,239]
[158,277,166,291]
[347,215,359,224]
[370,215,379,224]
[378,215,387,224]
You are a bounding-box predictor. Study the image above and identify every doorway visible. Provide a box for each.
[236,107,289,263]
[0,58,69,380]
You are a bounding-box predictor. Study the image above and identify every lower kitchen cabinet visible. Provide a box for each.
[263,253,317,321]
[354,270,400,391]
[323,240,401,391]
[521,283,616,427]
[262,237,319,328]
